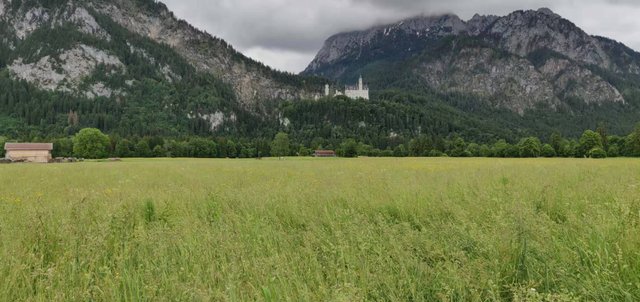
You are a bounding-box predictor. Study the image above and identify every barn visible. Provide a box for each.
[314,150,337,157]
[4,143,54,163]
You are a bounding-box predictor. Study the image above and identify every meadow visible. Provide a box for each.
[0,157,639,301]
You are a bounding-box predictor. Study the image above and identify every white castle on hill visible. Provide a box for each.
[324,75,369,100]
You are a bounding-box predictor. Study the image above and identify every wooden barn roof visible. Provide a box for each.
[314,150,336,154]
[4,143,54,151]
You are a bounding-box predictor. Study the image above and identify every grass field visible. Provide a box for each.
[1,158,639,301]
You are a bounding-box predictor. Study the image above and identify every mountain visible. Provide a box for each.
[2,2,640,150]
[303,8,640,116]
[0,0,323,138]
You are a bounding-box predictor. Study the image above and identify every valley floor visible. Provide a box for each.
[0,158,639,301]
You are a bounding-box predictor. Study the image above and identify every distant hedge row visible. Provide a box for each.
[3,124,639,159]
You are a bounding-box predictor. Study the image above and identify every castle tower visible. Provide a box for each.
[358,75,363,91]
[325,84,330,96]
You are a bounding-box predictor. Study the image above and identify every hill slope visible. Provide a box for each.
[0,0,323,138]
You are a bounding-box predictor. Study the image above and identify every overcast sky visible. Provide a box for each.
[162,0,640,73]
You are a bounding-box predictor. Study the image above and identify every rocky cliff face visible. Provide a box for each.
[0,0,319,110]
[305,14,468,74]
[304,8,640,113]
[90,0,319,108]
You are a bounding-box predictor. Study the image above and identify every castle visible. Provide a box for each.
[324,75,369,100]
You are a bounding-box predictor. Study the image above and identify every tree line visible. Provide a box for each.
[3,124,640,159]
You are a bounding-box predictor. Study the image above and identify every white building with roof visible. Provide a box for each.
[344,76,369,100]
[324,75,369,100]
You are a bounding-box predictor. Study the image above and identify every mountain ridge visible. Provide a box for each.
[0,0,323,110]
[303,8,640,113]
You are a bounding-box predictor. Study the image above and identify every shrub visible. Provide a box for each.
[73,128,110,159]
[608,145,620,158]
[271,133,290,157]
[518,137,542,158]
[340,139,359,158]
[541,144,556,158]
[579,130,603,157]
[153,145,166,157]
[589,147,607,159]
[135,140,152,157]
[115,139,133,157]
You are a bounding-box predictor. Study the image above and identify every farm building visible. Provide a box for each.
[314,150,337,157]
[4,143,54,163]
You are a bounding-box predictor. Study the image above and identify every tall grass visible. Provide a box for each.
[0,158,639,301]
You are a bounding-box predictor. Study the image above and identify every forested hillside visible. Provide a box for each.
[2,1,640,159]
[304,9,640,139]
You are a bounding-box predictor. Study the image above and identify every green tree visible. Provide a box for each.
[479,144,492,157]
[408,135,431,156]
[550,131,563,154]
[115,139,133,157]
[541,144,556,158]
[166,140,188,158]
[596,123,608,150]
[255,138,271,158]
[589,147,607,159]
[466,143,480,157]
[73,128,110,159]
[608,145,620,158]
[135,140,152,157]
[393,144,408,157]
[449,137,467,157]
[518,137,542,158]
[189,138,216,158]
[340,139,359,158]
[152,145,166,158]
[0,136,6,158]
[271,132,290,158]
[52,137,73,158]
[298,146,311,157]
[505,144,520,157]
[492,140,509,158]
[579,130,603,157]
[624,124,640,157]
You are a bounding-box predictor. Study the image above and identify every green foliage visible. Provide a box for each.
[1,158,640,300]
[408,135,432,156]
[393,144,408,157]
[115,139,133,158]
[624,124,640,157]
[541,144,557,158]
[589,147,608,159]
[52,137,73,158]
[188,137,216,158]
[448,137,468,157]
[0,136,6,157]
[518,137,542,158]
[152,145,166,158]
[72,128,110,159]
[271,132,290,157]
[134,140,151,158]
[579,130,603,157]
[143,199,156,224]
[607,144,620,158]
[339,139,359,158]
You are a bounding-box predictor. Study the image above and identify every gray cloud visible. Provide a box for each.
[162,0,640,73]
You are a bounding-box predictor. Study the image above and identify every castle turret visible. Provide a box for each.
[325,84,330,96]
[343,75,370,100]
